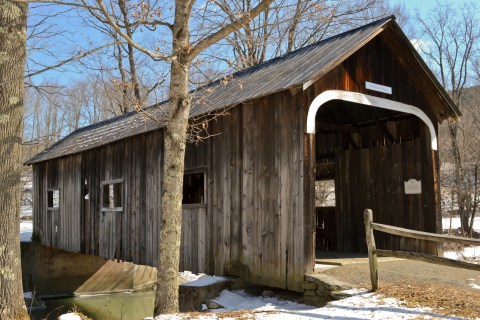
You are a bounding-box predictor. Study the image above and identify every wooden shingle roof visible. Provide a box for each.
[26,16,458,165]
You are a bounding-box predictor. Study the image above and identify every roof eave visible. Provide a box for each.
[303,18,392,91]
[389,21,462,120]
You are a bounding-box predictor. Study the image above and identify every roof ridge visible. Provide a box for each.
[26,16,396,165]
[196,15,395,94]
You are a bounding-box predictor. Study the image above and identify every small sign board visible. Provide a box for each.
[404,179,422,194]
[365,81,392,95]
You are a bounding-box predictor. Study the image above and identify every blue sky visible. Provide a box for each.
[391,0,473,14]
[391,0,437,13]
[27,0,477,86]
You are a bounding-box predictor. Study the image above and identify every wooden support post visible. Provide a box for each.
[364,209,378,291]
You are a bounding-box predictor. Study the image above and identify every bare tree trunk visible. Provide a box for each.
[286,0,303,53]
[155,58,190,314]
[118,0,141,109]
[113,40,130,114]
[469,163,479,237]
[448,122,470,235]
[154,4,191,314]
[0,0,29,318]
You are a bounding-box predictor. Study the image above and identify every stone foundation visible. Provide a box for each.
[303,274,354,306]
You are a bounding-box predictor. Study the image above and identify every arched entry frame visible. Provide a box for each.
[306,90,438,150]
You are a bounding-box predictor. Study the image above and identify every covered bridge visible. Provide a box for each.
[26,16,460,292]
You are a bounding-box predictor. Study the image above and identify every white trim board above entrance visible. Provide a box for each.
[306,90,438,150]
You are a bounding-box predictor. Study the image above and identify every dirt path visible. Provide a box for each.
[322,259,480,319]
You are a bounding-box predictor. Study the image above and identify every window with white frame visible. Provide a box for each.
[101,179,123,211]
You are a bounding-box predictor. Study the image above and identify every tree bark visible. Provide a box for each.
[154,60,190,314]
[118,0,141,109]
[448,121,469,234]
[154,2,192,314]
[0,0,29,318]
[152,0,274,314]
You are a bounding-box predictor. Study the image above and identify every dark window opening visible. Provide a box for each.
[102,180,123,210]
[47,189,60,209]
[183,172,205,204]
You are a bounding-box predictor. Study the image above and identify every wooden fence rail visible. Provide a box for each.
[364,209,480,291]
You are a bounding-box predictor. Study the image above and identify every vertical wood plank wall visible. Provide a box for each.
[34,131,164,268]
[335,135,437,254]
[33,156,82,252]
[33,89,308,291]
[188,90,308,292]
[179,205,208,273]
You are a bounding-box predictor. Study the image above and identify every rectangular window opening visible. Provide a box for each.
[102,180,123,211]
[47,189,60,209]
[315,179,335,207]
[183,172,205,204]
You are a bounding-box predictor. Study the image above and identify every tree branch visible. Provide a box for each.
[92,0,175,61]
[188,0,274,61]
[25,42,119,78]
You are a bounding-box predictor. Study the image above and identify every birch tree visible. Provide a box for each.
[0,0,30,317]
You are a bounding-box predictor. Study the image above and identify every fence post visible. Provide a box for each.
[364,208,378,291]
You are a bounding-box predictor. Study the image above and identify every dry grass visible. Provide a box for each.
[377,281,480,319]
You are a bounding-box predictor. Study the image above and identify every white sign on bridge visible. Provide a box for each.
[404,179,422,194]
[365,81,392,95]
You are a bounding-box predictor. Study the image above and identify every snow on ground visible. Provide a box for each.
[152,289,463,320]
[58,313,83,320]
[182,275,230,287]
[444,246,480,261]
[179,271,204,283]
[442,217,480,231]
[469,280,480,290]
[20,221,33,242]
[442,217,480,261]
[20,205,33,218]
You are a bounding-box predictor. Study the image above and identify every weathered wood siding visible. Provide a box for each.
[304,29,441,255]
[33,155,82,252]
[33,92,308,287]
[34,132,163,267]
[183,89,308,292]
[33,130,213,274]
[335,135,437,254]
[80,131,163,266]
[180,205,208,273]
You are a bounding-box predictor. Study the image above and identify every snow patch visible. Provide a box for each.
[179,271,205,284]
[469,283,480,290]
[58,313,83,320]
[442,217,480,232]
[444,246,480,262]
[153,289,461,320]
[20,205,33,218]
[182,275,230,287]
[20,221,33,242]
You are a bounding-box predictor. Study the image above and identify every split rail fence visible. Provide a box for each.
[364,208,480,291]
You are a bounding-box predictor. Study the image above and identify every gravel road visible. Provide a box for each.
[323,259,480,290]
